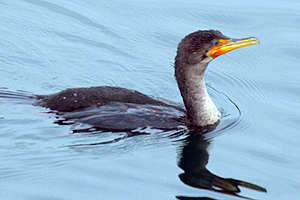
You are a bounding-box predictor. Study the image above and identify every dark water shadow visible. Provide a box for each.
[63,125,267,200]
[175,129,267,200]
[0,88,266,199]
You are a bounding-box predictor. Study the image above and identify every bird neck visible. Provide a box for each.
[175,62,221,127]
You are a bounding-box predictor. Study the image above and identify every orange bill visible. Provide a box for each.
[207,37,260,59]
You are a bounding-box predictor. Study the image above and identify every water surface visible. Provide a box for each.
[1,0,300,199]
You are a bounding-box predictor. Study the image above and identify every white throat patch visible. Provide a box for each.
[203,55,213,64]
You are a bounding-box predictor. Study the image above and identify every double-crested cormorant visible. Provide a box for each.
[32,30,259,131]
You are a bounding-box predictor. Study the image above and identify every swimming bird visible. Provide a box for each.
[31,30,259,131]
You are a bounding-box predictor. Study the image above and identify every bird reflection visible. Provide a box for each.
[63,123,267,199]
[176,130,267,200]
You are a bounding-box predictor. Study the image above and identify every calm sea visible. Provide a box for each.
[1,0,300,199]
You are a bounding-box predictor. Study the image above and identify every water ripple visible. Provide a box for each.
[22,0,122,39]
[52,31,137,59]
[206,85,243,137]
[206,70,268,135]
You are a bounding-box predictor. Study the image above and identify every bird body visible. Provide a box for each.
[3,30,259,131]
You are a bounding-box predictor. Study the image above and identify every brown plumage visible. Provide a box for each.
[32,30,259,130]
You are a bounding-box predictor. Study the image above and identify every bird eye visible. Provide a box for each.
[213,40,219,46]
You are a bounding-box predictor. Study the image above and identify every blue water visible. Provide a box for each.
[1,0,300,199]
